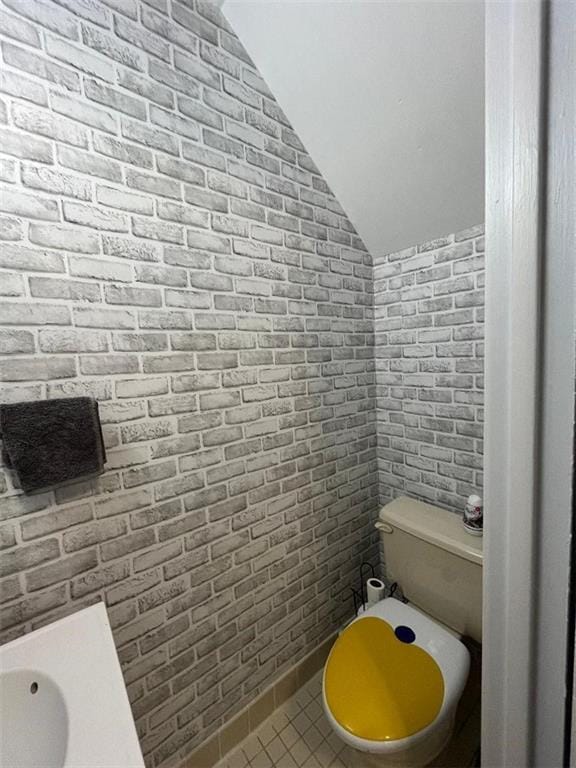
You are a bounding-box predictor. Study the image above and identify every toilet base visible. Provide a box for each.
[337,714,454,768]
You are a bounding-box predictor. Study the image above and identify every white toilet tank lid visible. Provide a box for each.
[380,496,483,566]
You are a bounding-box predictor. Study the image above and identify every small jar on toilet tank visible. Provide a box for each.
[463,494,483,536]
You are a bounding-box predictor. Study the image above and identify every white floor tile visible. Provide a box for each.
[316,716,332,739]
[304,700,323,724]
[225,748,249,768]
[289,738,312,766]
[314,740,336,765]
[242,735,263,762]
[307,674,322,697]
[258,720,278,747]
[250,750,273,768]
[276,753,299,768]
[294,687,313,709]
[302,725,324,752]
[278,723,300,750]
[266,736,287,764]
[292,710,312,736]
[282,697,302,719]
[269,709,291,735]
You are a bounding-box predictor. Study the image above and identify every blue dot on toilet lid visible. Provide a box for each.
[395,625,416,643]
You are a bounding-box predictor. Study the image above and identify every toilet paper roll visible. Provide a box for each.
[366,577,386,607]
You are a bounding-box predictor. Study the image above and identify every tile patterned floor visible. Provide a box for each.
[216,671,349,768]
[215,644,481,768]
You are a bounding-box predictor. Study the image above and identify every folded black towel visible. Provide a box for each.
[0,397,106,493]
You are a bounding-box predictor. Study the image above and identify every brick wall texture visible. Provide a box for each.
[0,0,484,765]
[0,2,380,766]
[375,227,485,515]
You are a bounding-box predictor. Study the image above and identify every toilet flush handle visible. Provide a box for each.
[374,521,393,534]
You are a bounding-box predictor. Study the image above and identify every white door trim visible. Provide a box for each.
[483,2,546,763]
[483,1,576,766]
[533,1,576,765]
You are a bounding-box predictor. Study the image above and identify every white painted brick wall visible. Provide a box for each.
[374,225,485,516]
[0,2,379,765]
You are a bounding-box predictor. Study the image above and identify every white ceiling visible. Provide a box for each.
[222,0,485,257]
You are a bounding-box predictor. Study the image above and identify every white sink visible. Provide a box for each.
[1,670,68,767]
[0,603,144,768]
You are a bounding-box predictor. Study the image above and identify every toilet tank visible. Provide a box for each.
[377,496,483,643]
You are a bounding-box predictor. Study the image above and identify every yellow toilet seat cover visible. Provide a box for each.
[324,617,444,742]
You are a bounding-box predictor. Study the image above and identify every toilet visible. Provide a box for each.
[322,496,483,767]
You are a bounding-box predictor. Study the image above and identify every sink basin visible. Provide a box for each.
[0,603,144,768]
[1,670,68,767]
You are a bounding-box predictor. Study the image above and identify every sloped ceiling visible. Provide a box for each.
[222,0,485,257]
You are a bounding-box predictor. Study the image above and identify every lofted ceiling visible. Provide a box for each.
[222,0,485,257]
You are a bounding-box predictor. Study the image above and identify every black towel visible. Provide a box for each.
[0,397,106,493]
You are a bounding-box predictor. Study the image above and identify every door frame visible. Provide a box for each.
[483,1,576,766]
